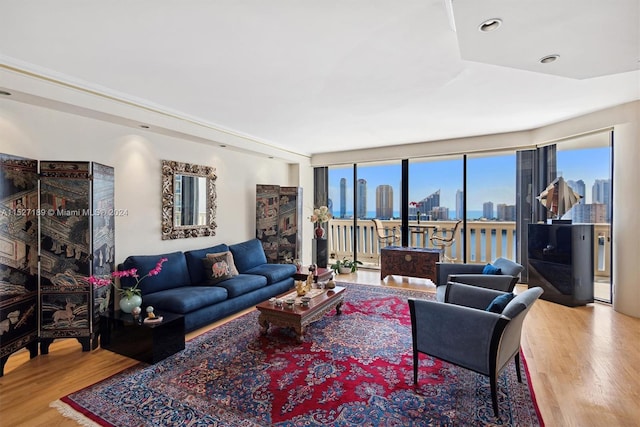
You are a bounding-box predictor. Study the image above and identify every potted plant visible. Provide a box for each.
[330,257,363,274]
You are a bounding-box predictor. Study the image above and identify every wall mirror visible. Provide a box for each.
[161,160,217,239]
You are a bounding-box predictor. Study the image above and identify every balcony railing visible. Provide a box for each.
[326,219,611,279]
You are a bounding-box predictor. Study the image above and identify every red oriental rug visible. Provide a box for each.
[52,283,543,426]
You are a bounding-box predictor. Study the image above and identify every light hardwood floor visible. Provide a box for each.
[1,270,639,426]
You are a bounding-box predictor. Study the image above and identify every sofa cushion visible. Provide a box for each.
[184,244,229,285]
[202,255,233,285]
[229,239,268,273]
[486,292,515,313]
[120,251,190,295]
[245,263,297,285]
[482,263,502,275]
[213,274,267,298]
[142,286,228,314]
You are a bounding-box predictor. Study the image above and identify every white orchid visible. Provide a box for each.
[310,205,332,224]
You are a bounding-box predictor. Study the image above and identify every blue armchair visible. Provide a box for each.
[435,257,524,301]
[408,282,543,418]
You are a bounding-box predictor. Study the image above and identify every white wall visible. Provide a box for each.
[0,99,312,263]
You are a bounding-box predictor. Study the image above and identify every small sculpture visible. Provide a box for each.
[326,280,336,289]
[146,306,156,319]
[131,306,142,319]
[295,278,312,296]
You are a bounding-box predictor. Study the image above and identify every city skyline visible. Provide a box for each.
[328,146,611,220]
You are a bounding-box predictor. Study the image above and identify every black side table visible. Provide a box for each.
[99,311,185,364]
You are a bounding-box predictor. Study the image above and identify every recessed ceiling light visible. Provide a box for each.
[139,124,150,129]
[479,18,502,32]
[0,90,11,96]
[540,54,560,64]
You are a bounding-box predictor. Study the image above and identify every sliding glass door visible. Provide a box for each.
[555,132,613,302]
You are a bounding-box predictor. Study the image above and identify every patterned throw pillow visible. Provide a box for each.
[206,251,239,276]
[202,254,233,285]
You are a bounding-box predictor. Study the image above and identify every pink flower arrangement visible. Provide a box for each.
[89,257,168,298]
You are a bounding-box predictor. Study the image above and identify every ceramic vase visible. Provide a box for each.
[119,295,142,313]
[314,224,325,239]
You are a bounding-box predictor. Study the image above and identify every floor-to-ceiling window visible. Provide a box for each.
[356,162,402,262]
[408,156,463,258]
[328,165,354,260]
[466,151,517,263]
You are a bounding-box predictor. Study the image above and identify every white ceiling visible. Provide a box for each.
[1,0,638,156]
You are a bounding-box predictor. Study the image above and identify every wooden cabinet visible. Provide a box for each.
[0,154,39,376]
[256,185,302,263]
[380,246,441,281]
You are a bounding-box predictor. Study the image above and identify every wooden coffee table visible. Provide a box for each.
[256,286,345,343]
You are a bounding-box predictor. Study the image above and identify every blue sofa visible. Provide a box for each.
[118,238,296,332]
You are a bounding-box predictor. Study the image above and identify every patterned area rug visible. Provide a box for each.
[53,283,543,426]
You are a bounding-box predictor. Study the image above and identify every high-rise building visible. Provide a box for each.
[357,179,367,218]
[339,178,347,218]
[497,204,516,221]
[455,189,464,220]
[432,206,449,221]
[567,179,586,204]
[376,185,393,219]
[592,179,611,222]
[483,201,494,219]
[418,190,440,219]
[573,203,607,223]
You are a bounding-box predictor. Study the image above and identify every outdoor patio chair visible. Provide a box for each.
[429,220,462,261]
[372,219,400,261]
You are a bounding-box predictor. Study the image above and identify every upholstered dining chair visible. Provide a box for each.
[429,220,462,261]
[408,282,544,418]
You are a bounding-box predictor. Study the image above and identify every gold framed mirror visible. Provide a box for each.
[161,160,217,239]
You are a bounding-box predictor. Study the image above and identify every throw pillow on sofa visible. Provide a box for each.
[202,254,233,285]
[206,251,239,276]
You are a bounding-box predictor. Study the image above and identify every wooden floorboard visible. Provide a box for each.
[1,270,638,426]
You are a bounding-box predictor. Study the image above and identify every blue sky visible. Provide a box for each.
[328,146,610,215]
